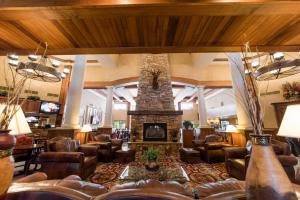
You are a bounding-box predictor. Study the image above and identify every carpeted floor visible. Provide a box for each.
[89,153,229,190]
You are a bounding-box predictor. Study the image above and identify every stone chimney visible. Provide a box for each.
[128,54,182,141]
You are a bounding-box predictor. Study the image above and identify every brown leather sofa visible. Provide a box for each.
[193,134,234,163]
[7,172,107,200]
[38,137,98,179]
[88,133,123,162]
[224,139,298,182]
[6,173,300,200]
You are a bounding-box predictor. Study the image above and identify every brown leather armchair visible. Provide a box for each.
[38,137,98,179]
[224,139,298,182]
[88,133,123,162]
[194,134,233,163]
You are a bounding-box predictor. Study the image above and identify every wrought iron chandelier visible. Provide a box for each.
[243,45,300,81]
[7,43,69,82]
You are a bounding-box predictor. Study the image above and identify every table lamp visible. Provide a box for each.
[0,105,31,197]
[80,124,92,144]
[277,104,300,138]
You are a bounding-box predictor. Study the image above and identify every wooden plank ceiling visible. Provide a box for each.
[0,0,299,54]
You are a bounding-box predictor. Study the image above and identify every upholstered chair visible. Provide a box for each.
[193,134,233,163]
[39,137,98,179]
[88,133,123,162]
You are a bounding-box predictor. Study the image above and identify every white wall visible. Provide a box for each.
[258,73,300,128]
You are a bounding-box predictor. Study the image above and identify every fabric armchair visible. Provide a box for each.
[39,137,97,179]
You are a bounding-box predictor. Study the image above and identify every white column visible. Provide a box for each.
[103,86,113,128]
[197,85,208,127]
[63,55,87,129]
[227,53,252,129]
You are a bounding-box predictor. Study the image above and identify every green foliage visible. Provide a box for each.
[142,147,160,162]
[0,90,8,97]
[183,120,193,129]
[27,95,40,101]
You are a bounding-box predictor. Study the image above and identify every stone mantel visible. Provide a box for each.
[128,110,183,116]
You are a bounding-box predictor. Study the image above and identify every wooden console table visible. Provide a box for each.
[128,141,182,155]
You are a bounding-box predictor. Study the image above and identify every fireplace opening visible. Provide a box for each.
[143,123,167,141]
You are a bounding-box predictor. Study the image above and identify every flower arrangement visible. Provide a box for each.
[282,82,300,100]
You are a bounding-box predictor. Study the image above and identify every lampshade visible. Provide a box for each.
[0,104,32,135]
[277,104,300,138]
[81,124,92,133]
[226,125,238,133]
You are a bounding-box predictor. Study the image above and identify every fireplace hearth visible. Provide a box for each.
[143,123,167,141]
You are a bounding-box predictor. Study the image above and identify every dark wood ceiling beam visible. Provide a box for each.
[0,45,299,55]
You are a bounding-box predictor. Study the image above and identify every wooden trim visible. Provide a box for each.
[84,76,232,89]
[1,45,299,55]
[84,77,139,89]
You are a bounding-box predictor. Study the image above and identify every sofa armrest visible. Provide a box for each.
[78,145,98,157]
[15,172,48,183]
[277,155,298,166]
[224,147,247,160]
[39,152,84,163]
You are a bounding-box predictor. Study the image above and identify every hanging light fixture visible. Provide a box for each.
[244,49,300,81]
[7,42,62,82]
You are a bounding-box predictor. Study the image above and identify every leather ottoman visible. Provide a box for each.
[114,149,136,163]
[179,148,201,163]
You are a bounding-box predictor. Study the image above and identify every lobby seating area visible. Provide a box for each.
[1,1,300,199]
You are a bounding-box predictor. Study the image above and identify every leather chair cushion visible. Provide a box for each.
[228,159,245,171]
[111,139,123,146]
[206,143,226,150]
[84,156,97,168]
[111,146,119,152]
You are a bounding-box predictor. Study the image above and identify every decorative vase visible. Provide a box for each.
[246,134,297,200]
[0,130,16,198]
[145,159,159,171]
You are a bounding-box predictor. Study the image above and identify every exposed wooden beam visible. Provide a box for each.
[1,45,299,55]
[84,76,232,89]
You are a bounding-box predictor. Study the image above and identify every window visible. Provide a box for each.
[113,120,126,129]
[181,102,194,110]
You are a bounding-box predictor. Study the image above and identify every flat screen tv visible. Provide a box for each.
[40,101,61,114]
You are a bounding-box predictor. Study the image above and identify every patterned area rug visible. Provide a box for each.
[89,154,229,190]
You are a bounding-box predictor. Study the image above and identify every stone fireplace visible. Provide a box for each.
[128,54,182,142]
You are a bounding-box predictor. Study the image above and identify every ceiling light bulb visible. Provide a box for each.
[245,69,251,74]
[273,52,284,60]
[251,60,259,68]
[52,60,60,68]
[8,54,18,60]
[61,72,66,79]
[8,59,19,67]
[63,68,70,74]
[270,69,279,74]
[28,54,38,61]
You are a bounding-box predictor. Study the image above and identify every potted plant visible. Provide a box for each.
[183,120,193,130]
[142,147,160,171]
[27,95,40,101]
[170,129,179,142]
[0,90,8,97]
